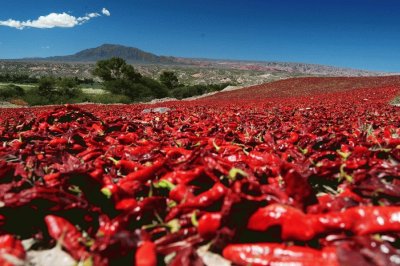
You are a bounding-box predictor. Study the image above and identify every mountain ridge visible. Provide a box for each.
[11,44,390,77]
[42,44,177,64]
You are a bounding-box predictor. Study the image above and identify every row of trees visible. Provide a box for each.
[36,77,82,100]
[0,57,230,105]
[92,57,229,100]
[92,57,169,100]
[0,77,85,105]
[0,74,38,84]
[0,73,95,85]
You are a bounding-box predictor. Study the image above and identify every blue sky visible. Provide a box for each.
[0,0,399,72]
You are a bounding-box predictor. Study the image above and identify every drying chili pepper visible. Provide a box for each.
[248,204,400,241]
[0,85,399,265]
[197,212,222,237]
[118,132,138,144]
[115,198,137,211]
[169,184,195,203]
[180,182,227,208]
[43,172,61,187]
[222,243,339,266]
[135,241,157,266]
[0,234,26,266]
[48,137,68,147]
[109,158,141,172]
[164,147,192,163]
[81,151,102,162]
[160,167,204,185]
[120,159,164,184]
[90,168,104,180]
[44,215,90,261]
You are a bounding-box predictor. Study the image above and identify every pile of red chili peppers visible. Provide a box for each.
[0,85,399,265]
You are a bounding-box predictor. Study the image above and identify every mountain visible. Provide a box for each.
[15,44,389,77]
[43,44,177,64]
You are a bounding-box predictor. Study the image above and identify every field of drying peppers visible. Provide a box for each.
[0,77,400,266]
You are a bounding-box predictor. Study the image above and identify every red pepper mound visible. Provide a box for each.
[0,83,399,266]
[203,75,400,100]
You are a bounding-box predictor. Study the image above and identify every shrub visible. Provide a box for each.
[159,71,179,90]
[0,84,25,99]
[85,93,132,104]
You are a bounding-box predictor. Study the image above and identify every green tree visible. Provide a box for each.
[0,84,25,99]
[159,71,179,90]
[141,77,169,98]
[92,57,141,82]
[58,77,81,98]
[92,58,148,100]
[38,77,57,98]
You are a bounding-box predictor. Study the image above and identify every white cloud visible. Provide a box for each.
[102,8,111,17]
[0,9,110,30]
[0,19,23,29]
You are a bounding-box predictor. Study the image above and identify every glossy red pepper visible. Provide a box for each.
[181,182,227,208]
[89,168,104,180]
[48,137,68,147]
[197,212,222,237]
[115,198,137,211]
[118,132,138,144]
[44,215,90,261]
[248,204,400,241]
[43,172,61,187]
[164,147,192,161]
[160,167,204,184]
[169,184,195,203]
[120,160,164,184]
[0,234,26,266]
[135,241,157,266]
[115,159,141,172]
[81,151,102,162]
[223,243,339,266]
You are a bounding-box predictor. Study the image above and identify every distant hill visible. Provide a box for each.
[42,44,177,64]
[11,43,391,77]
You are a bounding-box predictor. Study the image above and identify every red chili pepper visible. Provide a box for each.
[43,172,61,187]
[101,184,120,200]
[119,160,164,184]
[38,122,49,131]
[104,136,118,145]
[248,204,400,241]
[118,132,138,144]
[223,243,339,266]
[181,182,227,208]
[160,167,204,184]
[0,234,26,266]
[71,143,85,152]
[288,131,299,143]
[169,184,195,203]
[81,151,102,162]
[135,241,157,266]
[91,123,104,135]
[164,147,192,162]
[115,198,137,211]
[197,212,222,237]
[109,157,141,172]
[44,215,89,261]
[337,187,363,202]
[48,125,64,133]
[48,137,68,147]
[89,168,104,180]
